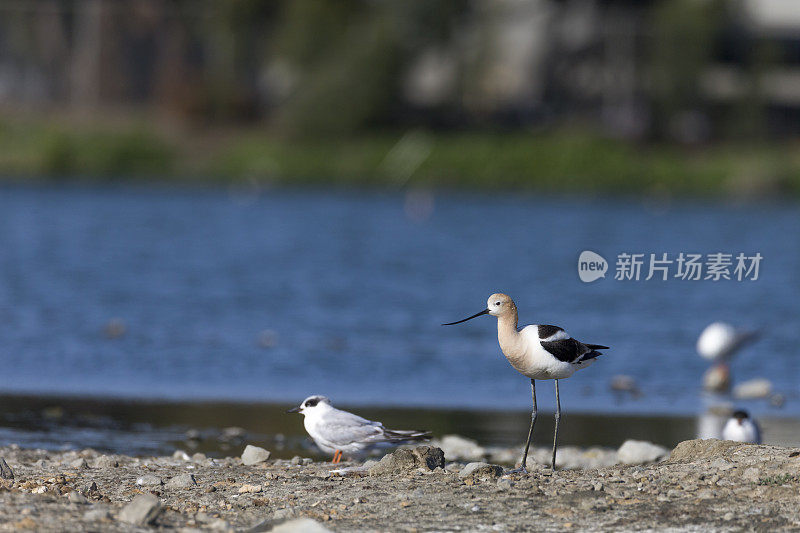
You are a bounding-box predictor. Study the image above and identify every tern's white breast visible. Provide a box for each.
[302,408,339,453]
[721,419,760,443]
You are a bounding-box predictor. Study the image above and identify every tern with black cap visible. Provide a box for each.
[721,410,761,444]
[287,395,430,463]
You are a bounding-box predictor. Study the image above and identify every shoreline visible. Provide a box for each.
[1,392,697,458]
[1,438,798,531]
[3,392,799,460]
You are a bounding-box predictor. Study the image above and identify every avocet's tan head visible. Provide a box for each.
[442,293,517,325]
[487,293,516,317]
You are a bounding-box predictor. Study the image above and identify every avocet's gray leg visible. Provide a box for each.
[509,379,537,474]
[551,379,561,470]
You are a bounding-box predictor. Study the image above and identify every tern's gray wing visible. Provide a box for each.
[318,409,388,446]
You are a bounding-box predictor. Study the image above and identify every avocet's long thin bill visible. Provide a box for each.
[442,308,489,325]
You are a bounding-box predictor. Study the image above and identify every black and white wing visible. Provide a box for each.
[537,324,608,364]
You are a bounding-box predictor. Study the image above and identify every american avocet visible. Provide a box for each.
[287,396,429,463]
[697,322,759,362]
[721,410,761,444]
[443,293,607,472]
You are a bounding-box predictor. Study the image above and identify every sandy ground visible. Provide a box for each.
[1,439,799,532]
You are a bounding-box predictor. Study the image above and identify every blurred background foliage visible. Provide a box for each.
[1,0,800,195]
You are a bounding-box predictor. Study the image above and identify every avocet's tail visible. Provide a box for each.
[577,343,608,363]
[586,343,609,350]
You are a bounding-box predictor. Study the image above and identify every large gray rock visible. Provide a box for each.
[241,445,271,466]
[434,435,485,461]
[118,494,162,525]
[413,445,446,470]
[368,446,445,475]
[270,518,332,533]
[458,462,503,480]
[668,439,744,463]
[617,440,669,465]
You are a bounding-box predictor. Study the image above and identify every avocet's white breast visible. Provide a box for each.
[512,325,581,380]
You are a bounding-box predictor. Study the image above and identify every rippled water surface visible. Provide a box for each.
[0,184,798,420]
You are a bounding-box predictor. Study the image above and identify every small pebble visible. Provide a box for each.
[166,473,196,489]
[136,475,163,487]
[497,479,513,490]
[68,491,88,504]
[173,450,191,461]
[69,458,88,470]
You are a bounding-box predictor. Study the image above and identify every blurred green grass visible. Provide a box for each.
[0,121,174,178]
[1,118,798,197]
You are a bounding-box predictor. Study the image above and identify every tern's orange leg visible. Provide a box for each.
[332,450,342,464]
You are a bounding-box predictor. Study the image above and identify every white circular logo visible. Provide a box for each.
[578,251,608,282]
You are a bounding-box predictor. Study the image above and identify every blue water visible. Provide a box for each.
[0,184,798,417]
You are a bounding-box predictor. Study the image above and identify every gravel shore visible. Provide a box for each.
[1,438,798,532]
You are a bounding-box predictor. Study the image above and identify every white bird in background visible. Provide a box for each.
[721,410,762,444]
[697,322,759,362]
[443,293,607,472]
[698,322,759,393]
[287,395,429,463]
